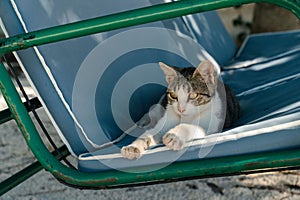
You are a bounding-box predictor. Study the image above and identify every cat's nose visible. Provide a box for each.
[178,107,186,113]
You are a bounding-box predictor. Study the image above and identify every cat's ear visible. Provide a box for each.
[193,60,215,84]
[159,62,178,84]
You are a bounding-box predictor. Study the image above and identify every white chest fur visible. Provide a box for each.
[163,91,223,135]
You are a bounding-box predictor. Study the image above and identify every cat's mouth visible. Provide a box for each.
[178,112,190,117]
[175,108,191,117]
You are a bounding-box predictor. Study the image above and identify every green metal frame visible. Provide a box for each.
[1,0,300,195]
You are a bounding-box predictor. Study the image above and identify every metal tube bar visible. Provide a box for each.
[0,0,300,190]
[0,161,42,196]
[0,62,64,176]
[0,108,12,124]
[0,97,41,124]
[1,59,300,188]
[0,67,298,188]
[0,0,299,54]
[0,145,69,196]
[46,148,300,188]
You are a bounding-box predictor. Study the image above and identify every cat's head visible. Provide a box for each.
[159,60,217,117]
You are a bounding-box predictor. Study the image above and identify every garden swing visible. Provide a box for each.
[1,0,300,195]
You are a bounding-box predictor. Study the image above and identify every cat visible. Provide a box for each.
[121,60,240,159]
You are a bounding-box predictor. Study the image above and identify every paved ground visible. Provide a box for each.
[1,4,300,200]
[1,109,300,200]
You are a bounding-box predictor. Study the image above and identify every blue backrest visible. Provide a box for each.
[0,0,236,155]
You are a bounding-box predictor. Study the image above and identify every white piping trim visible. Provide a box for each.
[79,117,300,160]
[9,0,27,32]
[235,35,249,58]
[237,29,300,58]
[0,17,76,155]
[9,0,121,152]
[224,47,300,70]
[236,72,300,97]
[227,29,300,70]
[0,19,9,39]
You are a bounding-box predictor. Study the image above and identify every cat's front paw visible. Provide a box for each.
[121,145,143,160]
[163,133,185,151]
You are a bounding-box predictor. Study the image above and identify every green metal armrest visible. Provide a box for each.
[0,0,300,194]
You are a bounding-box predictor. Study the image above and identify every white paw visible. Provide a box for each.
[121,145,143,160]
[163,132,185,151]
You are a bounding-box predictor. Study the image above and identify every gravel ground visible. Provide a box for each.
[1,4,300,200]
[1,108,300,200]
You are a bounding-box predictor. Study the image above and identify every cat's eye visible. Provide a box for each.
[189,92,199,100]
[200,93,211,98]
[168,91,177,100]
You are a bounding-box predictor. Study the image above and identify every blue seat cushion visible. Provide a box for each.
[0,0,236,155]
[78,31,300,172]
